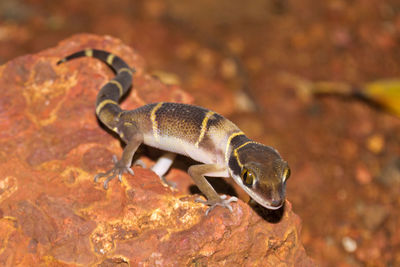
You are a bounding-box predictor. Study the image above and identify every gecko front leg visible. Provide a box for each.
[188,164,238,215]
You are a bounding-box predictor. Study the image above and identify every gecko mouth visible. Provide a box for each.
[248,186,285,210]
[247,189,284,210]
[262,200,284,210]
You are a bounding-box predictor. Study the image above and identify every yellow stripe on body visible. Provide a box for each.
[195,111,214,148]
[96,99,119,115]
[106,53,115,65]
[150,102,164,142]
[118,67,133,76]
[109,80,124,97]
[84,49,93,57]
[224,131,245,163]
[233,141,257,168]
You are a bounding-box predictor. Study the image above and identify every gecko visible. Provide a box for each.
[57,49,291,215]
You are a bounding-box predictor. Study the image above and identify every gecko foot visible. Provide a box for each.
[160,176,177,188]
[94,155,134,189]
[196,195,238,216]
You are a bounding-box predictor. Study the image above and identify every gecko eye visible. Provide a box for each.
[282,166,291,182]
[241,169,255,186]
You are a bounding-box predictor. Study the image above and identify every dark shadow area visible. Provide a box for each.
[170,155,239,197]
[250,200,285,223]
[188,177,237,198]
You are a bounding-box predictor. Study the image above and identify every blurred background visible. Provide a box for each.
[1,0,399,266]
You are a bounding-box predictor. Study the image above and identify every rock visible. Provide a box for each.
[0,34,315,266]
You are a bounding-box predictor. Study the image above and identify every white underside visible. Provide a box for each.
[143,133,229,177]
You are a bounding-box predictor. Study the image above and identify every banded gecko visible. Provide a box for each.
[58,49,290,215]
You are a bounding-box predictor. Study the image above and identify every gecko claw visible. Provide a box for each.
[196,195,238,215]
[127,167,135,176]
[94,155,134,189]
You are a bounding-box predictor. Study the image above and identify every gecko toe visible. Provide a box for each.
[103,180,109,190]
[225,196,238,203]
[94,170,111,182]
[196,195,238,215]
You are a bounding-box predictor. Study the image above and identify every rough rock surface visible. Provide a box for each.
[0,34,315,266]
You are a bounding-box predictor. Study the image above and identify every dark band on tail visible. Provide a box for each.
[58,48,135,129]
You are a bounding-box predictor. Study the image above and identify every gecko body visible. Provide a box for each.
[58,49,290,214]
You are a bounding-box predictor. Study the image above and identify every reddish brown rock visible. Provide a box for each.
[0,34,315,266]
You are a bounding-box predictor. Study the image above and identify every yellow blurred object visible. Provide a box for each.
[363,79,400,117]
[279,72,400,118]
[278,72,352,102]
[312,81,352,95]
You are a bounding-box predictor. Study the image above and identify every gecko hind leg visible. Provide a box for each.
[151,152,177,188]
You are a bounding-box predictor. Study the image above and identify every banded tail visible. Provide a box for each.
[57,48,135,128]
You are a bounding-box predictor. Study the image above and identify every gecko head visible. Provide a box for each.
[229,143,290,210]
